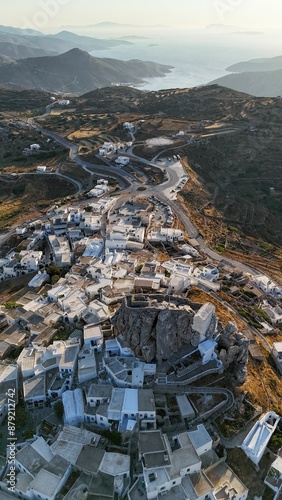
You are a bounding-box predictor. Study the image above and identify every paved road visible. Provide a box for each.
[0,229,15,247]
[27,117,135,188]
[26,113,264,278]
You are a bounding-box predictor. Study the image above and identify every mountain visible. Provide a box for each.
[226,55,282,73]
[53,22,167,34]
[51,30,132,50]
[92,22,167,29]
[0,25,42,36]
[0,42,57,60]
[211,69,282,97]
[0,48,173,93]
[0,29,132,60]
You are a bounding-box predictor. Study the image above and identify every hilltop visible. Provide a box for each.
[0,48,173,93]
[1,84,282,255]
[0,25,132,59]
[73,85,282,248]
[211,55,282,97]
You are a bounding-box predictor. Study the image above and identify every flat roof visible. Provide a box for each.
[176,396,195,419]
[188,425,212,451]
[76,445,105,474]
[139,430,166,455]
[84,324,103,340]
[206,461,248,496]
[0,363,17,382]
[29,469,62,496]
[138,389,155,412]
[51,425,100,464]
[100,452,130,476]
[45,454,68,474]
[108,388,125,420]
[23,373,45,399]
[16,445,47,476]
[168,446,200,480]
[123,388,138,414]
[87,383,112,399]
[143,451,171,468]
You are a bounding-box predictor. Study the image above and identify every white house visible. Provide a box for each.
[30,143,41,150]
[78,347,97,383]
[272,342,282,374]
[36,165,47,172]
[198,339,218,365]
[86,383,113,406]
[140,430,203,500]
[80,214,101,232]
[147,228,184,243]
[264,456,282,496]
[241,411,280,465]
[261,301,282,325]
[108,388,156,431]
[86,300,109,324]
[253,275,282,298]
[83,323,103,352]
[187,425,213,456]
[20,250,43,272]
[192,303,216,343]
[62,388,84,427]
[202,264,219,281]
[115,156,129,166]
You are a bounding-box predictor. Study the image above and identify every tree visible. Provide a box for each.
[46,264,61,278]
[102,429,122,446]
[54,401,64,419]
[51,274,60,285]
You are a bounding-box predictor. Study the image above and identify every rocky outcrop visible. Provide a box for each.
[217,330,249,386]
[112,295,199,363]
[112,295,249,386]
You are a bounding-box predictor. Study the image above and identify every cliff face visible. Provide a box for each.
[112,296,249,386]
[112,296,202,363]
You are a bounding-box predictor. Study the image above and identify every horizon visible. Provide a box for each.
[2,0,282,32]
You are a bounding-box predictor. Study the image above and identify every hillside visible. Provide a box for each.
[78,84,250,118]
[1,84,282,250]
[0,89,52,112]
[0,28,132,60]
[0,48,173,93]
[0,42,57,59]
[73,85,282,247]
[211,69,282,97]
[226,55,282,73]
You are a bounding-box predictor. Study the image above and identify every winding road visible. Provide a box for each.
[26,104,262,279]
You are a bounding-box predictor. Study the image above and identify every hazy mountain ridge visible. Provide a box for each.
[0,25,132,60]
[0,48,173,93]
[211,55,282,97]
[211,68,282,97]
[227,55,282,73]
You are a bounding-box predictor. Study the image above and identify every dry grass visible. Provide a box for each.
[0,174,76,230]
[226,448,273,498]
[187,287,246,330]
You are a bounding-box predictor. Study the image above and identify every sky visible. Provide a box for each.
[2,0,282,31]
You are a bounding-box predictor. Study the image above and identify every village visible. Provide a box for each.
[0,169,282,499]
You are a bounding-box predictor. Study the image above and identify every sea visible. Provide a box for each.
[90,29,282,91]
